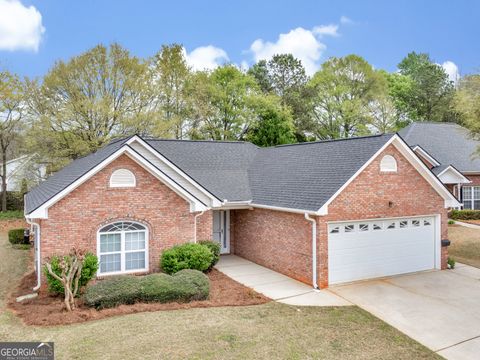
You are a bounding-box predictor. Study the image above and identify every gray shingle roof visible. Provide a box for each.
[25,134,395,214]
[399,122,480,172]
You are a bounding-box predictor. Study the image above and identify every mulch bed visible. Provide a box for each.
[8,269,270,326]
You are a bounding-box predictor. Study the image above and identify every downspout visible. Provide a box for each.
[25,216,41,292]
[193,211,205,243]
[305,213,318,289]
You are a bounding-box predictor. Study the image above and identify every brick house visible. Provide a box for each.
[25,133,459,290]
[400,122,479,208]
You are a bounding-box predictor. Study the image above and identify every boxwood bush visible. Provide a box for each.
[198,240,220,269]
[44,252,99,295]
[84,269,209,309]
[160,243,213,275]
[450,209,480,220]
[8,228,26,245]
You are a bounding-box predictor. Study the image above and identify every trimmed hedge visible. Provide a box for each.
[198,240,220,269]
[450,210,480,220]
[44,253,99,295]
[84,269,209,309]
[160,243,213,275]
[8,228,26,245]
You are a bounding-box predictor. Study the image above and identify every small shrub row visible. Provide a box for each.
[8,228,27,245]
[44,253,99,295]
[450,209,480,220]
[0,210,24,220]
[84,269,209,309]
[160,241,220,275]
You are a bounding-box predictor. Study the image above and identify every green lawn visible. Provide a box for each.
[0,231,440,360]
[449,224,480,268]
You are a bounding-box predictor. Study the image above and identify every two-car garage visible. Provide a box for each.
[328,216,438,285]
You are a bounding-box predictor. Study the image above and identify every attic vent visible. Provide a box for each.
[380,155,397,173]
[110,169,136,188]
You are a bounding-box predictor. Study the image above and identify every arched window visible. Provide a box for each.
[110,169,136,188]
[97,221,148,274]
[380,155,397,172]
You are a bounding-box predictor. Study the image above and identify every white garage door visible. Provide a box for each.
[328,216,436,285]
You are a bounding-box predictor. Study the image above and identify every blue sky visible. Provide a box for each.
[0,0,479,79]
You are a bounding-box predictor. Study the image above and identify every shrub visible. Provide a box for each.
[84,269,209,309]
[448,219,455,225]
[84,276,141,309]
[0,210,24,220]
[199,240,220,269]
[44,252,98,295]
[160,243,213,275]
[8,228,26,245]
[450,210,480,220]
[447,257,456,269]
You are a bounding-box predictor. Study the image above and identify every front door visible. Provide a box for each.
[212,210,230,254]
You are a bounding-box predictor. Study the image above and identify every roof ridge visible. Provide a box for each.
[145,138,252,145]
[272,133,392,148]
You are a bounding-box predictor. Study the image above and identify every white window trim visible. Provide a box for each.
[97,222,149,276]
[380,155,398,173]
[462,186,480,210]
[109,169,136,188]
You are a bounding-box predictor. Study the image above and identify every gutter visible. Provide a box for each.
[193,211,205,243]
[25,215,41,292]
[304,213,319,289]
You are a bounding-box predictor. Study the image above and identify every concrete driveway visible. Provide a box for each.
[330,263,480,360]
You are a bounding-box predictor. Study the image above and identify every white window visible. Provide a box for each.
[463,186,480,210]
[110,169,136,188]
[380,155,397,172]
[97,221,148,275]
[345,224,355,233]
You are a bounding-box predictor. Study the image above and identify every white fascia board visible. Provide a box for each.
[26,146,208,219]
[126,136,221,207]
[251,202,318,215]
[412,145,440,166]
[437,166,471,184]
[317,135,461,215]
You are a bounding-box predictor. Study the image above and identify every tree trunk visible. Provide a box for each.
[1,148,7,212]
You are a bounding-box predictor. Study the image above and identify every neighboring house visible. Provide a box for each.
[399,122,480,209]
[1,155,47,192]
[24,134,459,289]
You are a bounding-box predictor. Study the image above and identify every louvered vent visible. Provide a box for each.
[110,169,136,187]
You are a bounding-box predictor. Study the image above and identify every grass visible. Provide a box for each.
[449,224,480,268]
[0,232,440,360]
[0,210,24,219]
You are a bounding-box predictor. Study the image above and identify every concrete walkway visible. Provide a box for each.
[453,220,480,229]
[215,255,350,306]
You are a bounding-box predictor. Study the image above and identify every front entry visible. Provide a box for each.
[212,210,230,254]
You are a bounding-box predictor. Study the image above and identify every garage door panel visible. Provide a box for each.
[328,216,436,285]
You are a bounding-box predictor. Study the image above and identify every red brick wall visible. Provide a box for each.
[36,154,212,272]
[466,174,480,186]
[233,144,448,288]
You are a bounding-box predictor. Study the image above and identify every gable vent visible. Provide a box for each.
[110,169,136,188]
[380,155,397,173]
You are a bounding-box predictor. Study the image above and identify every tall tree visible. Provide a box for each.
[455,74,480,137]
[150,44,192,139]
[189,65,258,140]
[249,54,311,139]
[26,43,153,167]
[397,52,456,121]
[0,71,25,211]
[308,55,387,139]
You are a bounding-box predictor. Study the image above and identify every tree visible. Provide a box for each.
[246,96,296,147]
[308,55,387,139]
[397,52,456,121]
[26,44,153,167]
[150,44,192,139]
[455,74,480,137]
[249,54,311,139]
[0,71,25,211]
[189,65,258,140]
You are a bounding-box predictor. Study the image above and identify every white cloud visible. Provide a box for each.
[249,27,330,75]
[441,61,460,84]
[340,16,353,24]
[0,0,45,52]
[184,45,229,71]
[312,24,339,37]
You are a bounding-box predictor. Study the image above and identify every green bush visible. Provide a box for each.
[450,210,480,220]
[8,228,26,245]
[198,240,220,269]
[0,210,24,220]
[44,252,99,295]
[84,269,209,309]
[447,257,456,269]
[160,243,213,275]
[448,219,455,225]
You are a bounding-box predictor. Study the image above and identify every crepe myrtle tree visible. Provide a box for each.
[44,248,86,312]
